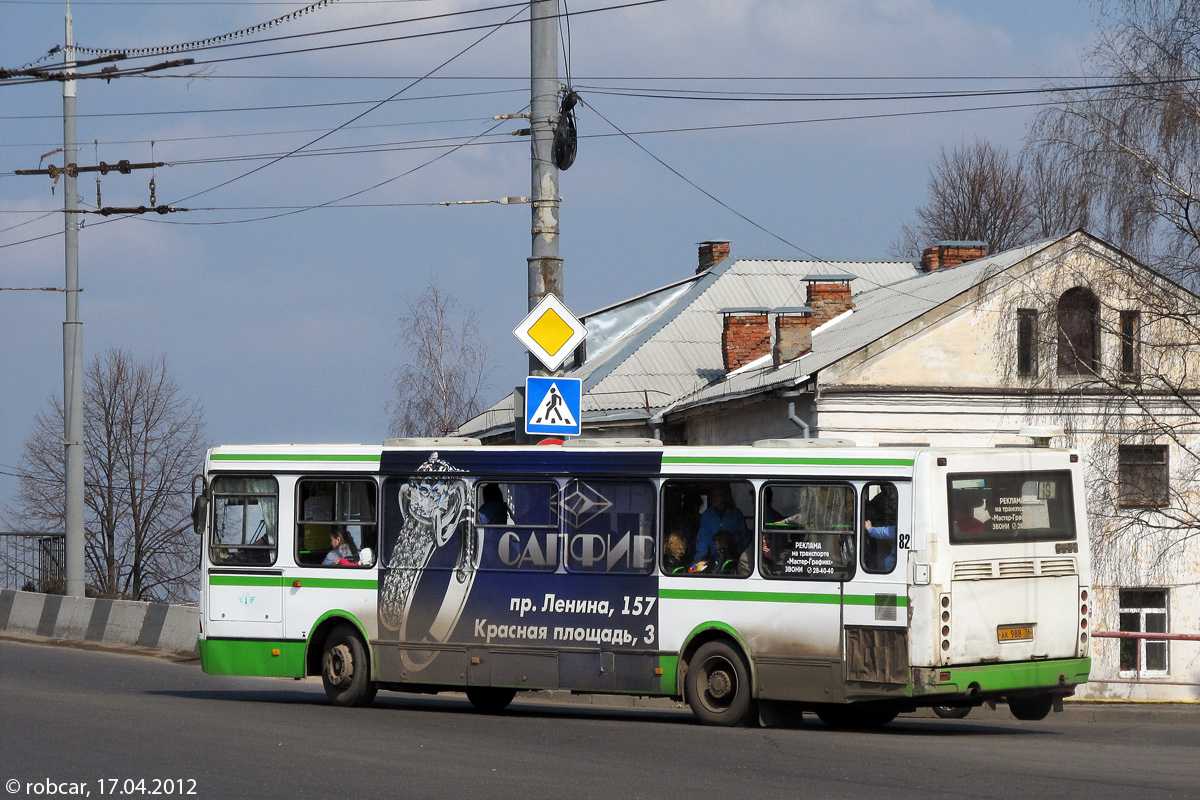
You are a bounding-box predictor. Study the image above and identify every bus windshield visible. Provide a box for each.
[947,470,1075,544]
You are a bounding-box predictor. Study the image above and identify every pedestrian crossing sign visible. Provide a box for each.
[525,377,582,436]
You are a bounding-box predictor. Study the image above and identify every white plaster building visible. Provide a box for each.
[461,231,1200,701]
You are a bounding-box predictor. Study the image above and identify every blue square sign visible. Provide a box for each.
[525,377,582,436]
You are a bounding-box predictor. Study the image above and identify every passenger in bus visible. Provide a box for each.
[695,483,749,560]
[477,484,509,525]
[706,529,739,575]
[864,484,898,571]
[323,527,359,566]
[663,530,692,573]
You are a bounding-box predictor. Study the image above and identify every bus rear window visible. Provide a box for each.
[947,471,1075,544]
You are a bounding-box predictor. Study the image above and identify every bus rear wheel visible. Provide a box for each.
[932,704,972,719]
[1008,694,1053,721]
[815,703,899,729]
[686,641,753,726]
[321,624,377,708]
[465,687,517,713]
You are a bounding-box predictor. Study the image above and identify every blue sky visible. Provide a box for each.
[0,0,1101,516]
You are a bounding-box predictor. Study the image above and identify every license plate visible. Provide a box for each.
[997,625,1033,642]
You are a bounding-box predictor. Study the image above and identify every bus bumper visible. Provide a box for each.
[912,657,1091,699]
[199,636,306,678]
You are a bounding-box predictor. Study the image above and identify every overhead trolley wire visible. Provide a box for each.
[164,2,529,205]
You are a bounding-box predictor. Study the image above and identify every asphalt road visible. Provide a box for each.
[1,638,1197,800]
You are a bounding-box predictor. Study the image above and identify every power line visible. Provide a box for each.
[0,115,502,148]
[176,0,673,69]
[166,3,528,205]
[0,88,525,120]
[580,97,824,261]
[71,0,525,59]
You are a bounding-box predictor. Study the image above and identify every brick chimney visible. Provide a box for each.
[773,307,815,367]
[804,273,857,327]
[721,309,770,372]
[920,240,987,271]
[697,239,731,274]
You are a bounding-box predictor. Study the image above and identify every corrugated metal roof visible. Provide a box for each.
[458,248,1004,437]
[661,240,1054,413]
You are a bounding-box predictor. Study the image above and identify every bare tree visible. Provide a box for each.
[893,139,1036,257]
[894,138,1090,257]
[1031,0,1200,282]
[388,279,492,437]
[5,349,206,601]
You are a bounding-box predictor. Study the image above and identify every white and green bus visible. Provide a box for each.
[194,432,1091,727]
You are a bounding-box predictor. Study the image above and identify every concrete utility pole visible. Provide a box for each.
[528,0,562,377]
[62,1,86,598]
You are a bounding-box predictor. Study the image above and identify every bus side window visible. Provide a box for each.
[861,482,899,574]
[209,476,279,567]
[564,480,656,574]
[761,483,855,581]
[476,482,559,572]
[295,478,378,567]
[661,480,752,577]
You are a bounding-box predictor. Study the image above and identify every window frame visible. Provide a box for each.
[561,478,657,576]
[207,475,280,567]
[860,481,899,575]
[660,479,753,578]
[1056,287,1100,376]
[294,476,379,568]
[759,481,857,582]
[1017,308,1039,378]
[1119,309,1140,381]
[1118,588,1169,678]
[474,479,562,573]
[1117,444,1170,509]
[946,471,1076,545]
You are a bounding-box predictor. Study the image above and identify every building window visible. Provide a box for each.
[1120,310,1140,379]
[1017,309,1038,377]
[1118,445,1169,508]
[1119,589,1169,678]
[1057,287,1100,375]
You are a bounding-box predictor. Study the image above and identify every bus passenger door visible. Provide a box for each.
[843,481,910,690]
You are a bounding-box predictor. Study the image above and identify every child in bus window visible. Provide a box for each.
[323,527,359,566]
[663,530,692,574]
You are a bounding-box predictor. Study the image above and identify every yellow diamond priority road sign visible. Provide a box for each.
[514,294,588,371]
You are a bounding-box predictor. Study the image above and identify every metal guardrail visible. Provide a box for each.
[1089,630,1200,687]
[0,531,65,592]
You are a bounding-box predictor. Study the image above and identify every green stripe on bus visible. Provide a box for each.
[209,575,377,590]
[660,588,907,607]
[661,455,914,466]
[210,453,379,462]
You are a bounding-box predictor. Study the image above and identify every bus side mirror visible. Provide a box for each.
[191,474,208,535]
[192,495,207,535]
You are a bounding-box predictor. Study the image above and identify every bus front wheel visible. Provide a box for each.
[321,624,378,708]
[466,687,516,713]
[1008,694,1053,721]
[686,641,753,726]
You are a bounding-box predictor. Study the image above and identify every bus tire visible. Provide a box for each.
[815,703,899,729]
[1008,694,1053,721]
[686,641,753,726]
[932,704,972,719]
[465,687,516,713]
[321,624,377,708]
